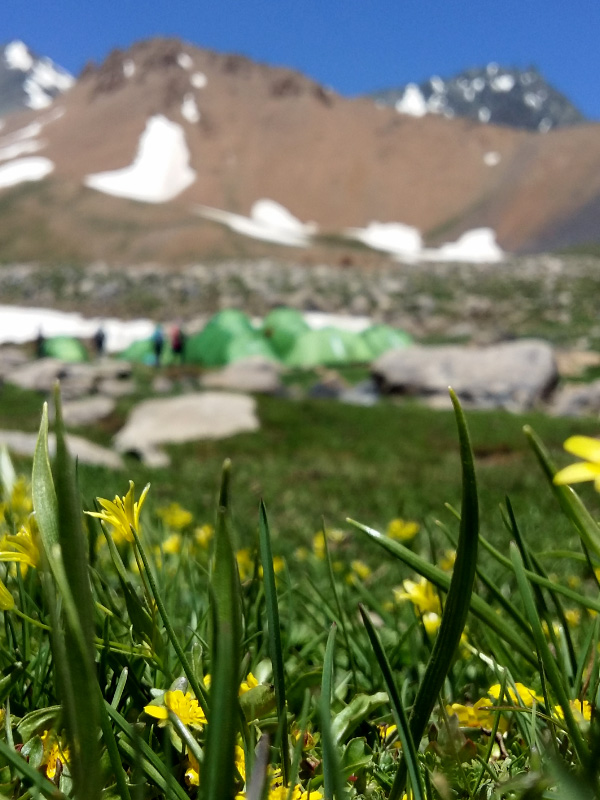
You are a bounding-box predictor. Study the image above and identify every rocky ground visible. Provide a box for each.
[1,253,599,347]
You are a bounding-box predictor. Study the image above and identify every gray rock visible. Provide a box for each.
[152,375,174,394]
[549,380,600,417]
[339,379,380,407]
[114,392,259,466]
[59,396,116,426]
[201,357,283,395]
[372,339,558,412]
[98,378,136,398]
[0,346,29,377]
[0,430,123,470]
[6,358,65,391]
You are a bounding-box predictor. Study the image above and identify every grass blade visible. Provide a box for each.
[321,623,346,800]
[201,460,242,800]
[524,425,600,560]
[510,543,590,766]
[258,501,290,783]
[359,605,424,800]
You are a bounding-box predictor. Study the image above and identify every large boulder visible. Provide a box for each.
[372,339,558,411]
[5,358,133,399]
[114,391,259,466]
[200,356,284,394]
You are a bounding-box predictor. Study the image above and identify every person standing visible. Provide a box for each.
[152,325,165,367]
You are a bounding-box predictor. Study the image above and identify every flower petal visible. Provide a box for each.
[564,436,600,464]
[554,462,600,485]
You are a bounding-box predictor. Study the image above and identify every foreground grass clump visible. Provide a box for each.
[1,390,600,798]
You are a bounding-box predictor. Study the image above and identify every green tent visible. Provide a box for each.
[118,338,176,366]
[361,324,413,358]
[285,327,372,368]
[261,308,310,358]
[185,310,255,367]
[41,336,89,363]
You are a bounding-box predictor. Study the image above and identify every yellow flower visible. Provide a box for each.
[239,672,259,695]
[393,577,441,615]
[236,549,253,580]
[387,518,419,542]
[144,689,206,728]
[294,547,309,561]
[162,533,182,555]
[312,529,345,560]
[440,549,457,571]
[185,751,200,786]
[194,523,214,547]
[350,560,371,581]
[422,611,441,635]
[86,481,150,544]
[565,608,581,627]
[554,699,592,724]
[234,744,246,781]
[156,502,193,530]
[0,520,40,570]
[0,477,33,529]
[554,436,600,491]
[446,698,497,729]
[259,556,286,578]
[488,683,542,708]
[40,730,70,780]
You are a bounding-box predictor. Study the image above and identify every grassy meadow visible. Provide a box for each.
[1,364,600,798]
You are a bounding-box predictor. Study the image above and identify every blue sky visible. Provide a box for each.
[4,0,600,119]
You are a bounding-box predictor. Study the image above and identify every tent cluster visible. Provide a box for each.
[118,308,413,369]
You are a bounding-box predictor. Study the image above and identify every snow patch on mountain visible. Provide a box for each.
[345,222,504,263]
[5,41,33,71]
[197,199,316,247]
[344,222,422,260]
[84,115,196,203]
[177,53,193,70]
[0,157,54,189]
[123,59,135,78]
[2,41,74,112]
[395,84,427,117]
[483,151,501,166]
[181,94,200,123]
[190,72,207,89]
[0,138,45,162]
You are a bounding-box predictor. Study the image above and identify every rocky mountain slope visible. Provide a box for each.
[370,64,585,132]
[0,38,598,265]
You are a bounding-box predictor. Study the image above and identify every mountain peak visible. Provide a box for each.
[0,40,74,115]
[371,65,585,132]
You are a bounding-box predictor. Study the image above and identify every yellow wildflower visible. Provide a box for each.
[440,549,457,571]
[387,518,419,542]
[40,730,70,780]
[239,673,259,695]
[294,547,309,561]
[554,436,600,491]
[0,520,40,570]
[194,523,214,547]
[162,533,182,555]
[393,577,441,615]
[185,751,200,786]
[350,560,371,581]
[565,608,581,627]
[488,683,542,708]
[157,502,193,530]
[422,612,441,636]
[234,744,246,781]
[446,698,497,729]
[259,556,286,578]
[554,699,592,723]
[86,481,150,544]
[236,549,253,580]
[144,689,206,728]
[312,529,345,560]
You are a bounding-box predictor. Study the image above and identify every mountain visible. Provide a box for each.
[0,38,599,265]
[0,40,74,116]
[370,64,585,132]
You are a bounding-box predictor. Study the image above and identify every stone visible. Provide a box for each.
[549,380,600,417]
[372,339,558,412]
[201,357,283,394]
[0,430,123,470]
[339,379,380,407]
[6,358,65,392]
[59,396,116,426]
[113,391,260,466]
[98,378,136,397]
[0,346,28,377]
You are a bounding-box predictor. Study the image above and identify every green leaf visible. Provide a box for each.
[524,425,600,560]
[331,692,388,745]
[201,460,242,800]
[258,501,290,781]
[239,684,276,721]
[510,543,590,766]
[321,624,346,800]
[359,607,424,800]
[17,706,61,743]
